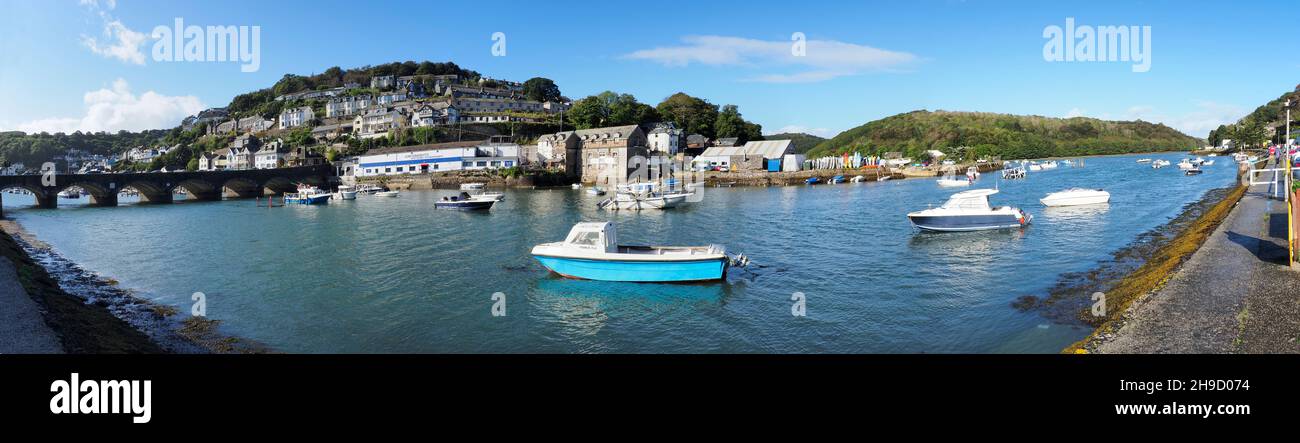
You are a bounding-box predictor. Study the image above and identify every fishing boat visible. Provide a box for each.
[334,185,358,200]
[284,184,332,205]
[1040,188,1110,207]
[907,189,1031,232]
[531,222,747,282]
[460,183,486,191]
[434,192,496,210]
[374,190,400,197]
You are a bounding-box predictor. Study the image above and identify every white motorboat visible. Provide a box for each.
[57,189,81,199]
[477,191,505,201]
[597,182,692,210]
[851,175,866,183]
[355,184,383,195]
[1136,158,1153,163]
[531,222,743,282]
[1040,188,1110,207]
[1151,159,1170,169]
[1176,159,1195,170]
[586,187,607,196]
[571,183,583,189]
[936,174,971,187]
[1040,161,1059,170]
[1028,163,1043,171]
[374,190,400,197]
[1201,159,1214,166]
[907,189,1032,232]
[460,183,486,191]
[334,185,358,200]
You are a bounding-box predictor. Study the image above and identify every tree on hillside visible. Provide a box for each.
[566,91,657,129]
[522,77,562,102]
[656,93,719,138]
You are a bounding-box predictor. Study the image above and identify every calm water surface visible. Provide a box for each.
[4,153,1236,353]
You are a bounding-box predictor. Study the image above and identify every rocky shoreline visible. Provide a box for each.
[0,220,269,354]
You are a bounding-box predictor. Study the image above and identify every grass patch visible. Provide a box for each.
[1064,183,1248,354]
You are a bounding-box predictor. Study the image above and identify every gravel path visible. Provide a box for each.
[1098,163,1300,353]
[0,256,63,353]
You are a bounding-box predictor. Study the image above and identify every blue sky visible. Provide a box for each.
[0,0,1293,138]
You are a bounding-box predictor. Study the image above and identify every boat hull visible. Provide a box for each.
[286,194,331,205]
[907,214,1027,232]
[1040,193,1109,207]
[533,255,727,282]
[435,200,495,210]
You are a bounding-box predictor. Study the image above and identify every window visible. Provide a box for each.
[476,161,486,167]
[569,231,601,248]
[385,167,391,173]
[462,161,471,167]
[504,161,514,167]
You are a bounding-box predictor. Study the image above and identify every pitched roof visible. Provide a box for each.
[698,139,793,159]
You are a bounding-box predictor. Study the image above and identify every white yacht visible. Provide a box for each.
[1040,188,1110,207]
[907,189,1032,232]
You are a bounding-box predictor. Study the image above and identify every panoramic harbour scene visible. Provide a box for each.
[0,1,1296,359]
[0,153,1252,352]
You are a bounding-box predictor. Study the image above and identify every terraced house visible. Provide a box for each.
[278,106,314,129]
[326,95,372,118]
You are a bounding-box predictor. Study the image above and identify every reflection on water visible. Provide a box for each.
[3,153,1236,353]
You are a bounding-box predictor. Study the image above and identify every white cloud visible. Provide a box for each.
[79,0,146,65]
[623,35,918,83]
[1064,108,1086,118]
[768,125,838,138]
[16,79,205,134]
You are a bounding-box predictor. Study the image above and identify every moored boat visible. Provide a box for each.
[1040,188,1110,207]
[374,190,400,197]
[531,222,745,282]
[435,192,496,210]
[284,184,332,205]
[460,183,486,191]
[907,189,1031,232]
[334,185,358,200]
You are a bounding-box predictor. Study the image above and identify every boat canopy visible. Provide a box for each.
[941,189,997,210]
[563,222,619,253]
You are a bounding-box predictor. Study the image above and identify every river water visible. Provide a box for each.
[3,153,1237,353]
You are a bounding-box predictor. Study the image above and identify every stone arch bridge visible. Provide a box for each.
[0,165,334,217]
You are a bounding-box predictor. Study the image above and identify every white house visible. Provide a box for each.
[646,123,683,155]
[325,95,372,118]
[410,102,459,127]
[353,108,408,139]
[254,139,288,169]
[278,106,314,129]
[377,92,407,106]
[370,75,396,90]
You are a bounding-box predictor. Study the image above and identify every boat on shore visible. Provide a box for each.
[531,222,745,282]
[435,192,496,210]
[805,177,820,185]
[829,175,845,184]
[1040,188,1110,207]
[907,189,1031,232]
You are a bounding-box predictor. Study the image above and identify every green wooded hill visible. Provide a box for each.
[762,133,826,154]
[806,110,1202,160]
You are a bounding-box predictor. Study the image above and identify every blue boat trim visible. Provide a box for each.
[532,255,727,282]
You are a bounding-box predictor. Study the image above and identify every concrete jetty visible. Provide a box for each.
[1097,159,1300,353]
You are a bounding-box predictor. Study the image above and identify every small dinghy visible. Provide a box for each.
[851,175,865,183]
[1185,167,1204,175]
[374,190,400,197]
[936,174,972,187]
[1040,188,1110,207]
[829,175,845,184]
[805,177,820,185]
[531,222,747,282]
[435,192,496,210]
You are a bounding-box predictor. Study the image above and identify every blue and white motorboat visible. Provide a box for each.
[434,192,496,210]
[284,184,332,205]
[805,177,820,185]
[829,175,845,184]
[531,222,746,282]
[907,189,1031,232]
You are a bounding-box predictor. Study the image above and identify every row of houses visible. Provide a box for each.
[196,135,326,171]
